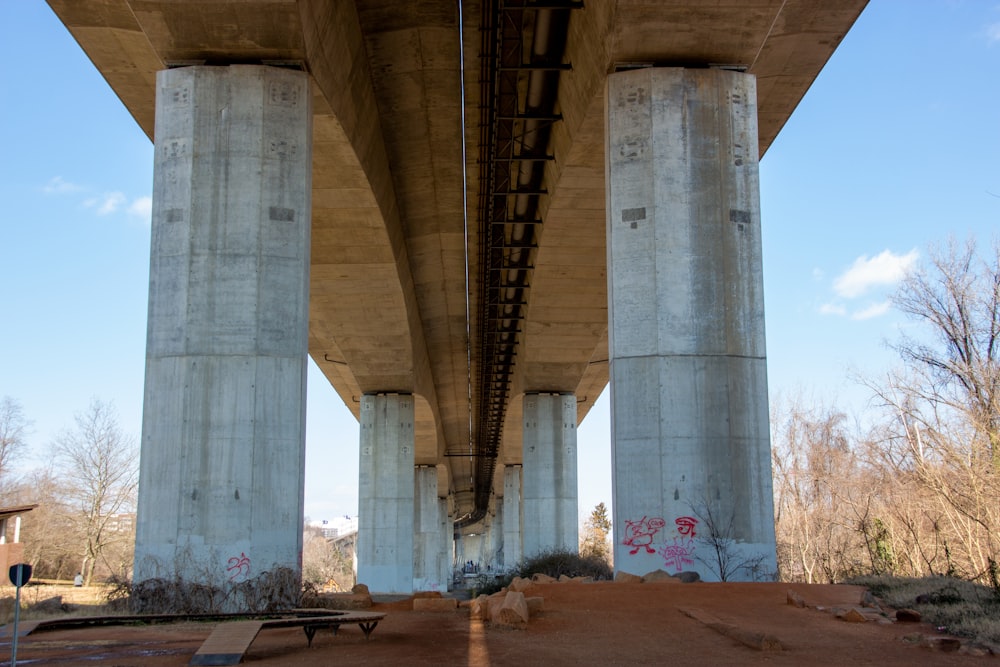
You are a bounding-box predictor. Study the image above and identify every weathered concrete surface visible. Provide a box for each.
[522,393,578,559]
[502,465,522,569]
[413,465,448,592]
[134,65,311,594]
[46,2,870,534]
[357,394,415,594]
[606,68,777,580]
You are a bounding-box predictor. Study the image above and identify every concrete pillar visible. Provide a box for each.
[438,493,452,588]
[357,393,415,594]
[502,464,522,568]
[605,68,777,581]
[134,65,311,607]
[413,465,447,592]
[522,393,578,558]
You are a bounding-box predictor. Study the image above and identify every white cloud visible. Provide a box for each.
[832,249,918,299]
[85,191,127,215]
[811,267,824,282]
[851,301,891,321]
[819,303,847,316]
[128,196,152,223]
[987,22,1000,43]
[42,176,84,194]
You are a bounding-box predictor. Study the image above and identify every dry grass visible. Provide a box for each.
[850,574,1000,646]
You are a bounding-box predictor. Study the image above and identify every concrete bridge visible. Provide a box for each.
[47,0,867,599]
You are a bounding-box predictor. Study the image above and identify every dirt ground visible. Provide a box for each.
[1,581,992,666]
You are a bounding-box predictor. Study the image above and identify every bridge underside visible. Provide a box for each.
[47,0,867,596]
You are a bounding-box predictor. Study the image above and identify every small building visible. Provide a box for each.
[0,504,38,576]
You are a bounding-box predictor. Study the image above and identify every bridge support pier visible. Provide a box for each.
[357,393,415,594]
[605,68,777,581]
[522,393,578,559]
[134,65,311,610]
[501,464,522,568]
[413,466,448,592]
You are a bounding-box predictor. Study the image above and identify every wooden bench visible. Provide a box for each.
[189,610,386,666]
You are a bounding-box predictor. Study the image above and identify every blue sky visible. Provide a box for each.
[1,1,998,525]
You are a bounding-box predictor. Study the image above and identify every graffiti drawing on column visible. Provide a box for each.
[658,538,695,572]
[674,516,698,538]
[227,552,251,582]
[622,516,666,555]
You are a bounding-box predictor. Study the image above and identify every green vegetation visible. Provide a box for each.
[850,574,1000,646]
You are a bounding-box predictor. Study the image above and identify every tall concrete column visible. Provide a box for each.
[522,393,578,558]
[606,68,777,580]
[357,393,415,594]
[414,465,447,592]
[134,65,311,609]
[502,464,522,568]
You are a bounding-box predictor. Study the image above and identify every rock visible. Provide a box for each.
[470,594,490,621]
[838,608,868,623]
[674,571,701,584]
[413,597,458,611]
[352,583,370,595]
[525,596,544,616]
[509,576,532,593]
[487,593,506,622]
[558,574,575,583]
[641,569,678,583]
[531,573,557,584]
[413,590,442,598]
[922,636,962,652]
[494,591,529,629]
[895,608,921,622]
[860,590,880,608]
[615,571,642,584]
[786,589,806,608]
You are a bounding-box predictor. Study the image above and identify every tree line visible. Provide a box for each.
[772,239,999,586]
[0,398,137,585]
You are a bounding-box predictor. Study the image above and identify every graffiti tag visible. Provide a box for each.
[659,538,695,572]
[674,516,698,537]
[622,516,667,555]
[227,552,251,582]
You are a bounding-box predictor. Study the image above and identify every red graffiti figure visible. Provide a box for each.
[623,516,667,555]
[675,516,698,538]
[227,552,251,582]
[659,538,695,572]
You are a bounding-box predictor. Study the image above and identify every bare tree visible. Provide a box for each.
[0,396,30,491]
[52,399,138,585]
[865,238,1000,580]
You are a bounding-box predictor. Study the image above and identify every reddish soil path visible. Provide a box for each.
[2,582,989,665]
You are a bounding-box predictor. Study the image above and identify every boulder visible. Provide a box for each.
[470,594,490,621]
[674,571,701,584]
[494,591,529,629]
[895,608,921,622]
[413,590,442,598]
[509,577,532,593]
[786,589,807,608]
[838,608,868,623]
[641,569,678,584]
[525,596,544,617]
[352,583,370,595]
[614,571,642,584]
[531,573,557,584]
